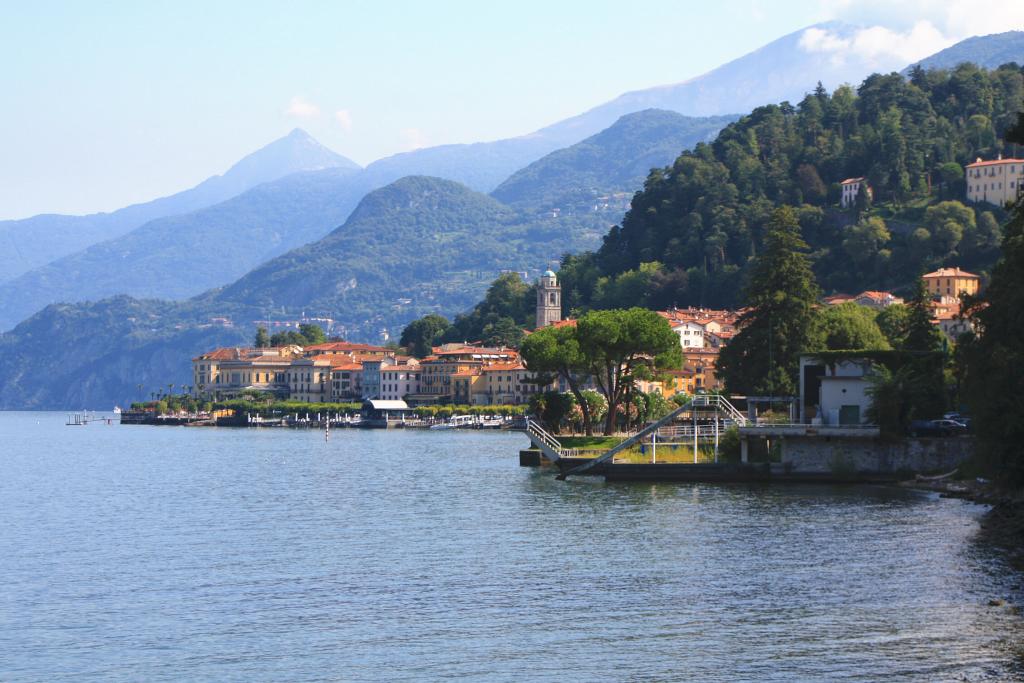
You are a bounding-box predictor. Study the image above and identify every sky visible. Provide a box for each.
[1,0,1023,219]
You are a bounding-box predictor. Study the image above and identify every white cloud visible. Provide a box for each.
[799,26,850,55]
[806,1,1024,68]
[818,0,1024,41]
[399,127,428,151]
[285,96,321,119]
[800,21,952,68]
[334,109,353,132]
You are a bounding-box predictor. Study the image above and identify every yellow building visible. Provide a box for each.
[477,362,540,405]
[922,267,979,301]
[192,346,300,399]
[286,357,335,403]
[413,344,518,404]
[965,156,1024,205]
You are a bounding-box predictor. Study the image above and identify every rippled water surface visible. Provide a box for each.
[1,412,1023,681]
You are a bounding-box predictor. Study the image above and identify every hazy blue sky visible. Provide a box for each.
[2,0,1022,218]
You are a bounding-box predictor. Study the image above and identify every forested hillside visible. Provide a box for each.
[557,63,1024,313]
[212,176,591,336]
[906,31,1024,73]
[492,110,735,209]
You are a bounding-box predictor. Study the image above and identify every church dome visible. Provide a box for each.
[543,270,556,277]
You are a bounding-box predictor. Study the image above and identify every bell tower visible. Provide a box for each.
[536,270,562,329]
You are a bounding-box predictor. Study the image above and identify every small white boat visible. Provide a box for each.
[430,415,475,430]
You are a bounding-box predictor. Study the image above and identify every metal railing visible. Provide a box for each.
[525,419,564,461]
[557,394,747,479]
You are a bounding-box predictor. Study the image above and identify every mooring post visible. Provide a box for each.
[693,406,698,463]
[714,414,719,463]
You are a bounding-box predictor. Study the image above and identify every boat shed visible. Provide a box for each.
[361,399,412,426]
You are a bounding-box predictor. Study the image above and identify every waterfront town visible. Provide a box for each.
[188,264,981,414]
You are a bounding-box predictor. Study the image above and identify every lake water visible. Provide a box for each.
[1,412,1022,681]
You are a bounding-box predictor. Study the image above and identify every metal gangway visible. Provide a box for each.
[524,394,747,479]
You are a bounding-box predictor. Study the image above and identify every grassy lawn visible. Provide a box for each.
[614,444,721,464]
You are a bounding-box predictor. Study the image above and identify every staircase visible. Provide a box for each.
[557,394,746,480]
[525,419,565,462]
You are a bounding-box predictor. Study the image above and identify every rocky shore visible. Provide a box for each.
[901,473,1024,569]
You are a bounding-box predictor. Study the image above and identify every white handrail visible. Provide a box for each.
[558,394,746,479]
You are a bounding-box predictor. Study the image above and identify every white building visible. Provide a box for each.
[670,320,707,348]
[799,355,875,426]
[966,156,1024,206]
[380,362,421,401]
[840,177,871,208]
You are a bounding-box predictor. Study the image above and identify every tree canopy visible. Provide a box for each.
[817,303,891,351]
[717,207,823,395]
[520,323,594,434]
[269,323,326,347]
[549,64,1022,313]
[399,313,450,357]
[962,111,1024,483]
[574,308,682,435]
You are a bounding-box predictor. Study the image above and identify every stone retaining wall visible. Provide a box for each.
[781,436,973,475]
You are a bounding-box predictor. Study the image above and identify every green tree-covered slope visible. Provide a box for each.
[212,176,595,336]
[905,31,1024,73]
[560,63,1024,313]
[492,110,736,209]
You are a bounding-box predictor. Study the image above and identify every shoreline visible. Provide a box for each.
[899,475,1024,568]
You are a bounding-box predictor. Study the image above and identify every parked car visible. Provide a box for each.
[910,419,968,437]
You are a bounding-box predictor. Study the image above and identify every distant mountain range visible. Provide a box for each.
[905,30,1024,72]
[0,129,358,285]
[0,177,566,409]
[0,109,731,331]
[0,105,737,408]
[0,167,366,330]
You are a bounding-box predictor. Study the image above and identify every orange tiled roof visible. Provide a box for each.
[923,267,979,279]
[482,362,526,372]
[305,341,391,353]
[193,347,250,361]
[966,157,1024,168]
[433,345,517,356]
[856,290,899,301]
[841,177,866,184]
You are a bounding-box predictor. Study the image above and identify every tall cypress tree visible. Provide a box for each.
[903,278,944,352]
[718,206,822,395]
[962,113,1024,483]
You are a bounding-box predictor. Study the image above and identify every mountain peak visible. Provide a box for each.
[197,130,360,199]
